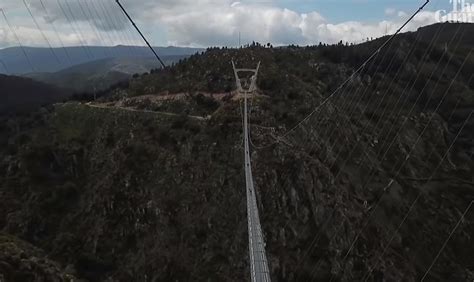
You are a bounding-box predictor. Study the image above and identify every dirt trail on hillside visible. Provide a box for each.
[83,102,210,120]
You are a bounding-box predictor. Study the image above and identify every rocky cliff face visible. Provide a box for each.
[0,233,76,281]
[1,103,251,281]
[0,23,473,282]
[250,105,473,281]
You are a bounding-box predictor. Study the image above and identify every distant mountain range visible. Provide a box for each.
[0,46,203,75]
[0,45,202,93]
[0,46,202,111]
[25,55,188,93]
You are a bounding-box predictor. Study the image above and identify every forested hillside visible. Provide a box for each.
[0,75,67,113]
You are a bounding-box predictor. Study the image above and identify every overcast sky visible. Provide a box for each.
[0,0,469,49]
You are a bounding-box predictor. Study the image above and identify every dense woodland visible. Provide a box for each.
[0,75,67,113]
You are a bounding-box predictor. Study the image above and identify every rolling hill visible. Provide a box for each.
[25,55,188,93]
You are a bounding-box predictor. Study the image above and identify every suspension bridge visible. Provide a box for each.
[232,61,271,282]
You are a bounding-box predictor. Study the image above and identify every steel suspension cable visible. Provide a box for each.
[56,0,90,59]
[421,199,474,281]
[115,0,166,68]
[361,108,471,281]
[22,0,61,65]
[38,0,73,65]
[87,0,120,57]
[325,22,453,191]
[76,0,110,58]
[304,19,456,282]
[63,0,94,58]
[336,23,468,280]
[0,8,35,72]
[336,37,471,282]
[96,0,128,53]
[269,0,431,146]
[304,35,425,281]
[248,37,406,281]
[100,0,140,57]
[268,20,431,281]
[320,0,448,177]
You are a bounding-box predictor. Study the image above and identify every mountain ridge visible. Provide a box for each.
[0,46,203,75]
[24,55,189,93]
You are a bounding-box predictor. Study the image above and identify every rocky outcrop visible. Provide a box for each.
[0,233,77,282]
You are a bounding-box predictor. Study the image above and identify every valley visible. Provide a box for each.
[0,22,473,281]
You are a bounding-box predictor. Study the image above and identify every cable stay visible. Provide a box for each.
[62,0,95,59]
[249,0,431,149]
[75,0,110,58]
[22,0,61,65]
[87,0,120,57]
[115,0,166,68]
[99,0,140,57]
[38,0,73,65]
[56,0,91,59]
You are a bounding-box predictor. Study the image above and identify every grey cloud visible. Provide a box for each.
[28,0,129,31]
[0,0,445,49]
